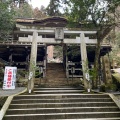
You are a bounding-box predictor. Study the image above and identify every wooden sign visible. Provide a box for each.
[55,28,64,40]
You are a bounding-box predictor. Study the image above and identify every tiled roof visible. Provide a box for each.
[16,16,67,23]
[16,18,36,23]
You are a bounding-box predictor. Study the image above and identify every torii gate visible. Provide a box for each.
[18,28,97,93]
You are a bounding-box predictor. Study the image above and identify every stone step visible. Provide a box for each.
[38,79,81,83]
[13,94,111,99]
[46,65,65,70]
[11,98,113,104]
[40,78,68,82]
[38,84,82,88]
[34,87,83,90]
[9,102,116,109]
[4,117,120,120]
[34,89,84,94]
[38,79,68,81]
[47,63,63,67]
[4,112,120,120]
[37,84,70,87]
[46,73,63,75]
[46,70,65,72]
[46,63,66,82]
[46,75,66,78]
[3,86,120,120]
[6,107,119,115]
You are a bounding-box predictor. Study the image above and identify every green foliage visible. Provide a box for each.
[11,0,29,8]
[35,70,41,78]
[64,0,120,89]
[64,0,120,30]
[35,66,42,78]
[65,0,103,25]
[110,32,120,66]
[14,3,47,19]
[17,69,27,77]
[54,45,63,61]
[0,0,15,40]
[100,83,117,92]
[46,0,62,16]
[67,45,80,59]
[105,83,117,91]
[89,68,97,80]
[14,2,33,18]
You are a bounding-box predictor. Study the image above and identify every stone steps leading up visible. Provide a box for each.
[34,89,84,94]
[3,87,120,120]
[10,98,113,104]
[4,112,120,119]
[6,107,119,114]
[45,63,68,87]
[35,63,82,87]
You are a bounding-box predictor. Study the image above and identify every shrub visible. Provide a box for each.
[105,83,117,92]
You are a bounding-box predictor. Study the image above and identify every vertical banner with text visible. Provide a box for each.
[3,66,17,90]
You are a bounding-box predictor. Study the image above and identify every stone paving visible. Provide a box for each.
[115,95,120,100]
[0,87,26,96]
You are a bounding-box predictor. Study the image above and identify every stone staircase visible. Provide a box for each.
[45,63,68,87]
[3,87,120,120]
[3,63,120,119]
[38,63,80,87]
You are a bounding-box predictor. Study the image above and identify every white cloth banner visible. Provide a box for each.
[3,66,17,90]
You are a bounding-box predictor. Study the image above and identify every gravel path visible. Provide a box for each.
[0,87,26,96]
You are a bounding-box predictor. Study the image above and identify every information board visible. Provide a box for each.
[3,66,17,90]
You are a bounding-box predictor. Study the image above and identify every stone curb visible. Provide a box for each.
[92,90,120,109]
[0,88,27,120]
[109,93,120,109]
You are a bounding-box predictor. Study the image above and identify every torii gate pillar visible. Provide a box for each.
[28,31,38,93]
[80,33,91,90]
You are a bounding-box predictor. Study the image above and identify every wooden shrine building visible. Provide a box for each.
[0,17,111,81]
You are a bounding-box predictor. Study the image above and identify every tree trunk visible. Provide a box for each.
[93,25,113,88]
[93,31,102,88]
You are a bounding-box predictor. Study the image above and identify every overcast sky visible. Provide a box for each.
[29,0,50,8]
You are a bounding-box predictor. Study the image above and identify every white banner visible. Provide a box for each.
[3,66,17,90]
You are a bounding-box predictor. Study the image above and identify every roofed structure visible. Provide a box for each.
[0,17,112,82]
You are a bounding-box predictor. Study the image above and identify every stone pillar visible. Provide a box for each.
[80,33,88,77]
[80,33,90,90]
[43,45,47,78]
[63,44,66,67]
[27,31,38,93]
[65,45,69,78]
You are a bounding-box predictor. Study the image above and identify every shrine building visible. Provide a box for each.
[0,17,111,82]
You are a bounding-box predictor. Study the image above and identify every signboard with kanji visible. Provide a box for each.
[55,28,64,40]
[3,66,17,90]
